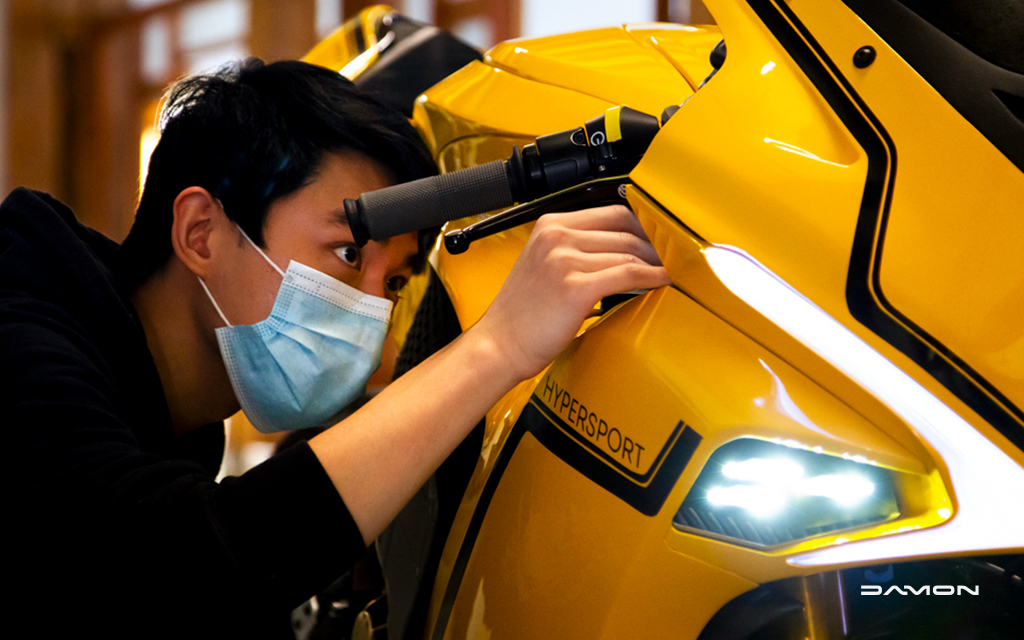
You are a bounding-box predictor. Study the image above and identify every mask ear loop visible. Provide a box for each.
[197,199,286,328]
[234,223,286,279]
[214,197,286,278]
[197,277,233,327]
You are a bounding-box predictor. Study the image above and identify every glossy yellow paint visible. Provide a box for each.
[415,24,721,331]
[424,344,760,640]
[631,0,1024,467]
[631,1,868,339]
[414,60,611,328]
[412,61,616,156]
[485,25,698,115]
[544,287,925,478]
[439,433,756,640]
[414,12,950,639]
[628,186,943,480]
[425,278,951,638]
[413,23,720,156]
[314,3,1022,637]
[302,4,393,77]
[627,24,723,91]
[628,189,953,583]
[785,0,1024,462]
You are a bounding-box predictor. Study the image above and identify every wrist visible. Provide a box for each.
[462,318,532,388]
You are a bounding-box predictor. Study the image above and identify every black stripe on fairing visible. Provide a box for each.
[745,0,1024,452]
[430,399,701,639]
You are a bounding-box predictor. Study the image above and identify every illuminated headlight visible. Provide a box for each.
[674,439,899,547]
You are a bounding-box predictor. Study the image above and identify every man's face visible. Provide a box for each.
[217,150,419,326]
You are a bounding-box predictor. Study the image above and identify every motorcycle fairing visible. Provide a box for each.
[792,0,1024,459]
[418,1,1024,638]
[304,2,1024,639]
[423,275,950,639]
[635,0,1024,458]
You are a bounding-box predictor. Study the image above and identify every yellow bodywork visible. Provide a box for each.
[307,3,1024,639]
[304,4,394,79]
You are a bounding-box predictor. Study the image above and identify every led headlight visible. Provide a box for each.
[674,438,899,548]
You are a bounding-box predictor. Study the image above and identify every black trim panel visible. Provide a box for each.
[746,0,1024,453]
[843,0,1024,174]
[429,398,701,640]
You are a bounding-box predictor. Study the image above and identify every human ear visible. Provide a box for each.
[170,187,222,278]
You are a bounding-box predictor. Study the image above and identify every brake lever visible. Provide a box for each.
[444,175,632,254]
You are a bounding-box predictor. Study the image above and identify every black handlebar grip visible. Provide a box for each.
[346,160,515,245]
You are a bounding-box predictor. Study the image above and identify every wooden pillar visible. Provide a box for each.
[251,0,318,62]
[491,0,520,41]
[659,0,716,24]
[6,1,143,241]
[0,0,9,197]
[7,2,66,199]
[67,21,142,241]
[690,0,715,24]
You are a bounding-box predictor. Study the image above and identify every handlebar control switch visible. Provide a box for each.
[533,127,592,193]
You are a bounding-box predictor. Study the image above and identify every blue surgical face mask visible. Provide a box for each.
[198,227,392,433]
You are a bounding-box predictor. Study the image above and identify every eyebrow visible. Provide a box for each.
[404,253,417,270]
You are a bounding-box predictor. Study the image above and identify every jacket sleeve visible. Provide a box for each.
[1,294,366,637]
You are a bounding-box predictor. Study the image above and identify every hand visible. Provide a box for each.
[471,204,671,381]
[312,204,668,542]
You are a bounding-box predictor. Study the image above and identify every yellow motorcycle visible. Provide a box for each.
[302,1,1024,638]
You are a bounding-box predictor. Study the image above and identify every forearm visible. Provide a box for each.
[308,322,519,544]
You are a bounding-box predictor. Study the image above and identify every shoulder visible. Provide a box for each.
[0,188,142,354]
[0,187,121,273]
[0,190,171,448]
[1,187,85,247]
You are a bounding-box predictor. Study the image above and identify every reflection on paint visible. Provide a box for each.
[764,137,846,167]
[759,358,832,438]
[704,244,1024,564]
[467,580,493,640]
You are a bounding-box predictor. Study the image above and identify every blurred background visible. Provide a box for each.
[0,0,715,236]
[0,0,714,472]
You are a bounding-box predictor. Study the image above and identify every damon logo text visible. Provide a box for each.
[860,585,979,596]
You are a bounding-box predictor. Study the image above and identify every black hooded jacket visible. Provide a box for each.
[1,189,364,638]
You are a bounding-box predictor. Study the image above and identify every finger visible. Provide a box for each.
[557,228,663,266]
[579,262,672,300]
[540,204,646,235]
[529,208,653,261]
[554,249,661,275]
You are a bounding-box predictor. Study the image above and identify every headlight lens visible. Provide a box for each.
[674,438,899,548]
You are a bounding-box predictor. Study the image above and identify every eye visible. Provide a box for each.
[335,244,361,268]
[386,275,408,293]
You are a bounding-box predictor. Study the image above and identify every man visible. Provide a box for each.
[2,59,669,637]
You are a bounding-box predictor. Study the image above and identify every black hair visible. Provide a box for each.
[118,58,437,290]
